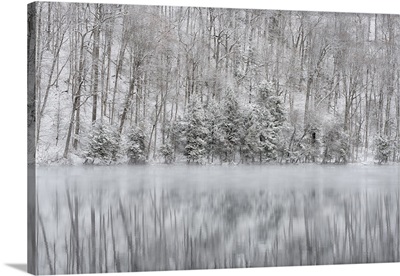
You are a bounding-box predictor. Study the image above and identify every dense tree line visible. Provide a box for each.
[31,3,400,164]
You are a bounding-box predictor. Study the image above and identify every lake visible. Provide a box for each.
[35,164,400,274]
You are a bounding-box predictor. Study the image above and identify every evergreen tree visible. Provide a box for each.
[257,108,279,162]
[276,123,295,163]
[255,80,286,162]
[240,105,260,163]
[299,129,322,163]
[184,99,208,164]
[168,116,187,160]
[322,122,350,164]
[299,116,322,163]
[85,123,120,164]
[257,80,274,102]
[220,89,241,163]
[159,143,174,164]
[204,99,224,163]
[374,134,392,164]
[126,127,146,164]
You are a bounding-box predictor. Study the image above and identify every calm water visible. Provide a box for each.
[37,164,399,192]
[35,164,400,275]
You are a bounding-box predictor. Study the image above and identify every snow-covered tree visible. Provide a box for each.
[85,123,120,164]
[257,80,274,102]
[257,109,279,162]
[322,122,350,164]
[299,115,322,163]
[276,123,297,163]
[167,116,187,159]
[374,135,392,164]
[254,81,286,162]
[220,89,241,163]
[126,127,146,164]
[240,105,261,163]
[159,143,174,164]
[184,99,208,164]
[204,99,224,163]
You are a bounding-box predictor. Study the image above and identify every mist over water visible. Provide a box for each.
[36,165,400,274]
[38,164,399,191]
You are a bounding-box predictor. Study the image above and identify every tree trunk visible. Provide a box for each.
[111,13,128,125]
[36,29,66,144]
[91,4,101,124]
[103,6,115,121]
[72,34,86,150]
[119,53,136,134]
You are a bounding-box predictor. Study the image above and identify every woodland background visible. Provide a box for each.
[29,2,400,165]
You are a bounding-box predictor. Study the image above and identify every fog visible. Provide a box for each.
[38,164,399,191]
[36,164,400,274]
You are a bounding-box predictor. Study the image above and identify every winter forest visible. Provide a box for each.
[28,3,400,275]
[29,2,400,165]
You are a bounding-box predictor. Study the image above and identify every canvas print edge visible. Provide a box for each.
[28,2,38,275]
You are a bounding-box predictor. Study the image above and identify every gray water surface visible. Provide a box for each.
[37,164,400,192]
[35,164,400,275]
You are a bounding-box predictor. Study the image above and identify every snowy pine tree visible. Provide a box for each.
[184,99,208,164]
[322,122,350,164]
[204,99,224,163]
[85,123,120,164]
[240,105,261,163]
[160,143,174,164]
[299,115,322,163]
[258,109,279,162]
[220,89,241,163]
[168,116,187,160]
[374,135,392,164]
[126,127,146,164]
[254,80,286,162]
